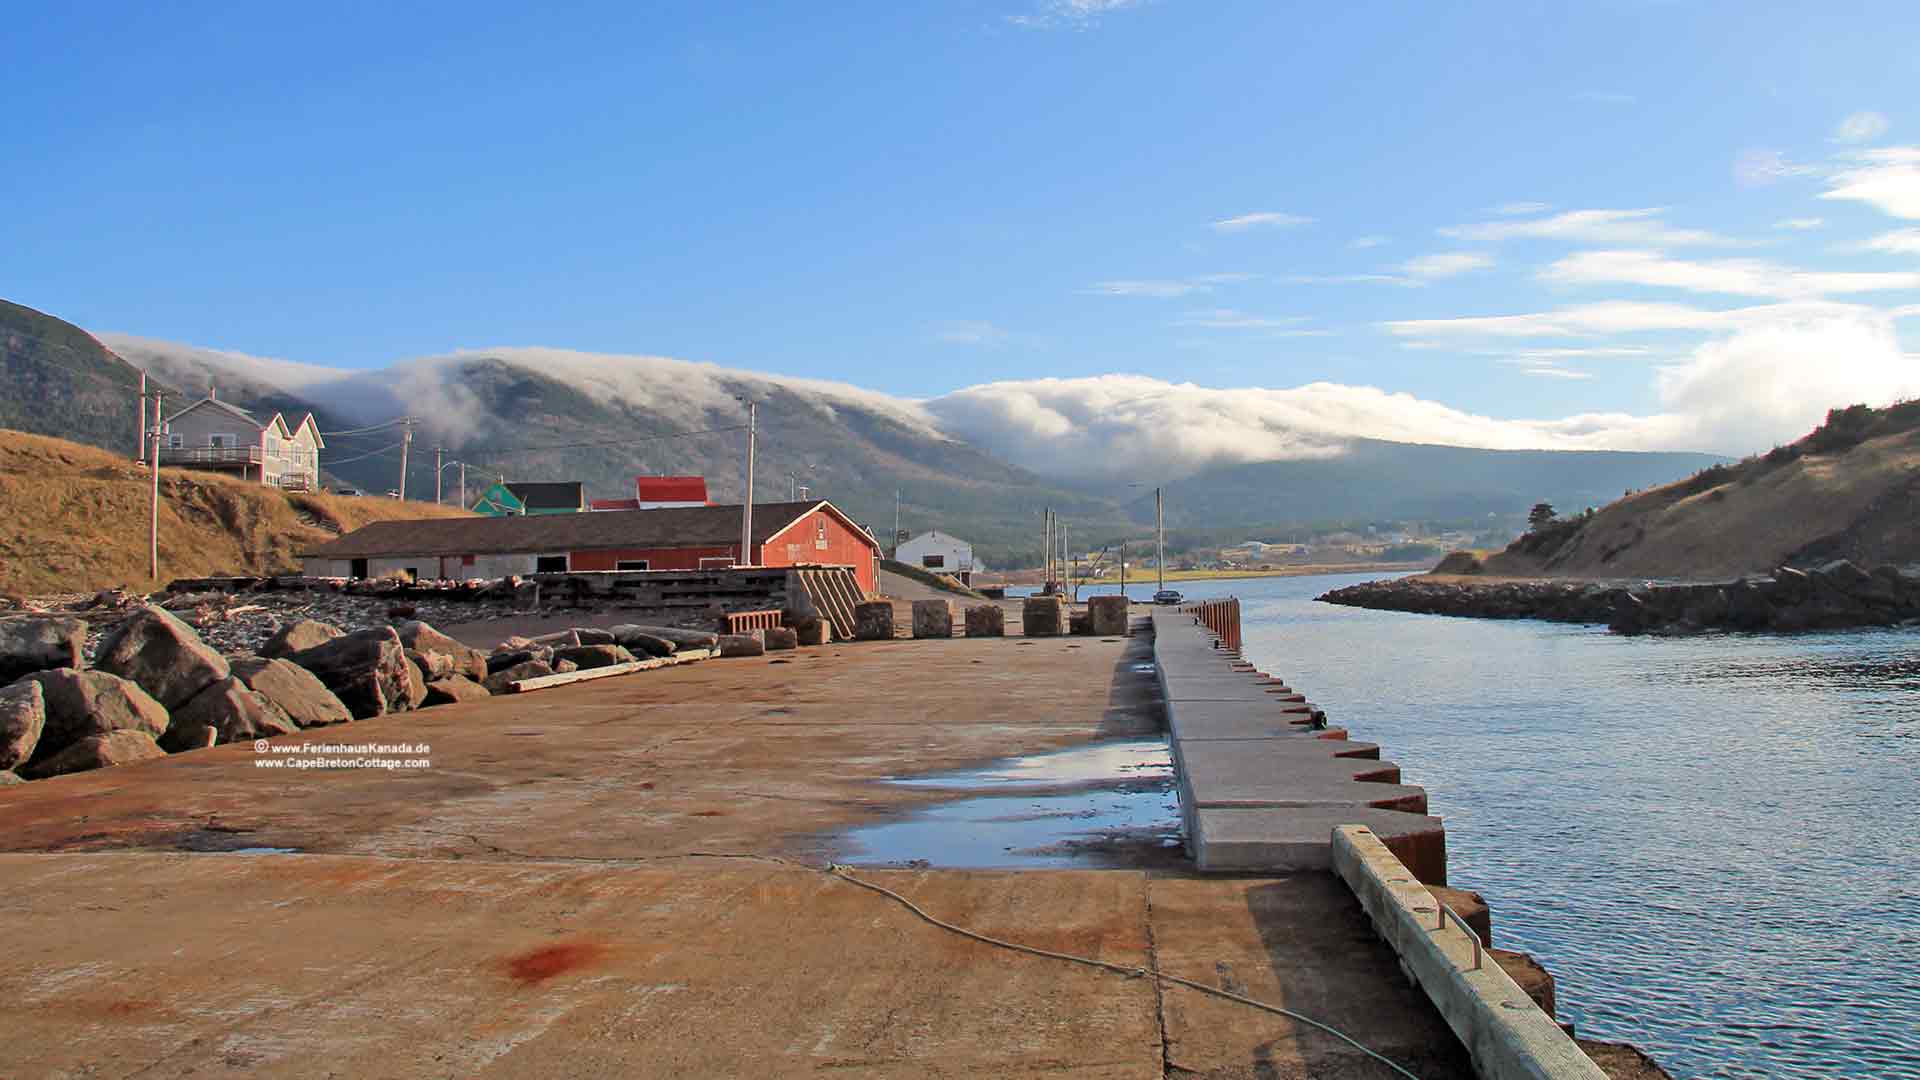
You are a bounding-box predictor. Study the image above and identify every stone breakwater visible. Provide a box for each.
[1319,559,1920,636]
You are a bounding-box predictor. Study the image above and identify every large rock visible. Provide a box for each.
[763,627,799,651]
[21,669,169,764]
[407,649,455,682]
[483,660,554,694]
[400,658,428,709]
[231,657,352,728]
[527,630,582,649]
[25,730,166,779]
[0,770,22,786]
[551,644,636,670]
[852,601,895,641]
[1021,595,1068,637]
[911,600,954,639]
[717,633,766,658]
[93,605,229,709]
[395,621,489,682]
[286,627,415,719]
[572,627,616,646]
[1087,595,1131,636]
[963,604,1005,638]
[0,680,46,771]
[0,616,87,684]
[613,625,718,650]
[424,675,491,706]
[608,626,678,657]
[486,646,554,674]
[162,676,296,751]
[260,618,344,659]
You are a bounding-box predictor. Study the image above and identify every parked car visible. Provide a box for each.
[1153,589,1185,605]
[385,489,402,499]
[331,487,363,497]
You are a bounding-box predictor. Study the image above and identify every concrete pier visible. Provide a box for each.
[1154,607,1449,880]
[0,612,1660,1078]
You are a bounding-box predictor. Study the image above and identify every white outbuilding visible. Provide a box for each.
[895,529,977,586]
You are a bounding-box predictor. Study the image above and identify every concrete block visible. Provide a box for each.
[963,604,1005,637]
[1332,825,1605,1078]
[1191,806,1447,883]
[717,633,765,658]
[1172,740,1425,817]
[1429,885,1492,948]
[911,599,955,639]
[1087,595,1130,636]
[1167,701,1355,742]
[791,618,831,646]
[763,627,799,651]
[1157,675,1295,703]
[852,601,895,641]
[1021,595,1067,637]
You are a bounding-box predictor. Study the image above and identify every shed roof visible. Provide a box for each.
[634,476,709,503]
[302,500,866,559]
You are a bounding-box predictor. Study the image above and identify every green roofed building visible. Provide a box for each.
[470,480,587,516]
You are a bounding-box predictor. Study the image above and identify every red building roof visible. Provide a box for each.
[634,476,709,505]
[589,498,640,511]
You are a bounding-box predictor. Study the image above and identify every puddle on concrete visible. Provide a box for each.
[225,847,300,855]
[884,737,1171,790]
[836,738,1187,870]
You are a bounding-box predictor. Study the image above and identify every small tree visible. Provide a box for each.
[1527,502,1558,532]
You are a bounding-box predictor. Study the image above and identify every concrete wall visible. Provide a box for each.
[302,552,544,581]
[568,545,739,573]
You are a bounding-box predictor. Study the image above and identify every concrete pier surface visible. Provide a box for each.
[0,627,1664,1078]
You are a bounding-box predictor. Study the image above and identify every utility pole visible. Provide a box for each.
[397,418,413,500]
[149,392,164,584]
[136,371,147,462]
[893,489,902,558]
[434,446,444,504]
[459,461,468,509]
[1061,522,1069,596]
[1156,486,1165,594]
[1043,508,1052,592]
[738,399,757,566]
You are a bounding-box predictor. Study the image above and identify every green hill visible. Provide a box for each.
[0,298,165,458]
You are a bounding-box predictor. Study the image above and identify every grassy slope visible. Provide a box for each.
[1482,404,1920,579]
[0,430,472,595]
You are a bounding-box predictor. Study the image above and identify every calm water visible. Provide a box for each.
[1110,573,1920,1080]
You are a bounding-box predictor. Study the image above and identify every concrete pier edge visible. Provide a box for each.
[1334,826,1609,1080]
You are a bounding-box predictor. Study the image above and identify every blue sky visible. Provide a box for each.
[7,1,1919,458]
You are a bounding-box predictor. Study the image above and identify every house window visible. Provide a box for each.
[209,433,236,448]
[815,521,828,550]
[535,555,568,573]
[616,560,650,571]
[461,554,476,566]
[168,434,183,449]
[699,556,735,569]
[923,554,945,568]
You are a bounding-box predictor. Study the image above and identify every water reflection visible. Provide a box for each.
[1224,572,1920,1080]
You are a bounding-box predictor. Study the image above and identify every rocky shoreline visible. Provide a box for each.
[1318,559,1920,636]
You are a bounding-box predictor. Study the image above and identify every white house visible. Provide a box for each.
[895,529,976,585]
[159,390,323,492]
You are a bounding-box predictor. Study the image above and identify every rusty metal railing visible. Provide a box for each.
[723,609,783,634]
[1187,597,1242,652]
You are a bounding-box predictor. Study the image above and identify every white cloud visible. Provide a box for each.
[1210,211,1312,232]
[1540,249,1920,299]
[1399,251,1494,279]
[102,334,346,393]
[1654,309,1918,453]
[1774,218,1825,230]
[1734,148,1821,187]
[1518,367,1595,380]
[1006,0,1144,28]
[1350,235,1389,248]
[1821,147,1920,219]
[1172,309,1309,329]
[1382,298,1874,339]
[1442,207,1733,247]
[932,320,1006,345]
[1833,111,1889,144]
[1287,272,1412,286]
[1493,201,1553,216]
[1863,228,1920,254]
[1084,279,1210,297]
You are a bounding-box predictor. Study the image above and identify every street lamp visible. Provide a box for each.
[1127,482,1167,595]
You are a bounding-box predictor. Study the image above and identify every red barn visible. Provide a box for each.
[302,499,881,594]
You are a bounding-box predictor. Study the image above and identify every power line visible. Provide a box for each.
[319,417,411,437]
[320,440,406,466]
